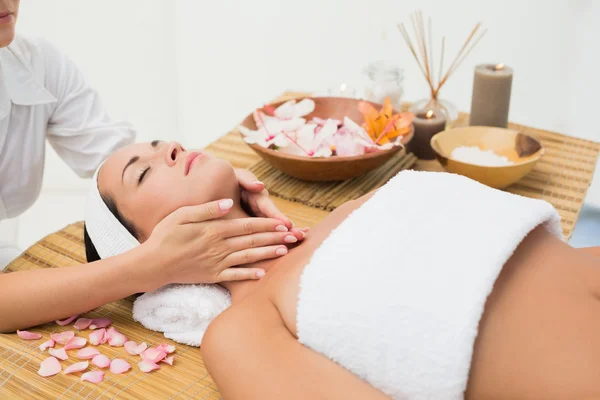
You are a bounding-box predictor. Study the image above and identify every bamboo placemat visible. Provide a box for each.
[248,152,417,211]
[1,92,598,399]
[1,223,221,400]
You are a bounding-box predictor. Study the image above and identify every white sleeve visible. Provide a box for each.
[40,39,136,178]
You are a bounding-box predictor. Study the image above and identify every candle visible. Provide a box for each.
[469,64,513,127]
[407,109,447,160]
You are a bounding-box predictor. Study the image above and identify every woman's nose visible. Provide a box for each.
[164,141,184,166]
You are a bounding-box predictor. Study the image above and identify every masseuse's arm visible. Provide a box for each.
[0,200,291,333]
[39,37,136,179]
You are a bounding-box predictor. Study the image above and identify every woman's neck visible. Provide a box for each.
[219,201,281,302]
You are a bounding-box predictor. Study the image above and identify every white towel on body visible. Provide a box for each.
[132,284,231,346]
[296,170,561,400]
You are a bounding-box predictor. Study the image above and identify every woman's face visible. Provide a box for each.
[0,0,19,48]
[98,141,239,241]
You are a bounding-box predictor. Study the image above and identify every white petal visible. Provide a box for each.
[291,99,316,118]
[238,125,259,137]
[271,134,290,148]
[273,100,297,119]
[279,118,306,132]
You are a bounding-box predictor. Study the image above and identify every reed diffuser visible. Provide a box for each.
[398,12,487,125]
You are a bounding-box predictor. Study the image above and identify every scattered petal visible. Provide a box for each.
[64,361,89,375]
[161,356,174,366]
[88,328,106,346]
[91,354,111,369]
[50,331,75,344]
[138,360,160,373]
[64,337,87,351]
[38,357,61,377]
[89,318,112,330]
[48,347,68,361]
[106,327,127,347]
[77,347,100,360]
[73,318,92,330]
[39,339,55,351]
[124,341,147,355]
[55,315,78,326]
[17,330,42,340]
[141,347,167,363]
[81,370,104,384]
[110,359,131,374]
[157,344,175,354]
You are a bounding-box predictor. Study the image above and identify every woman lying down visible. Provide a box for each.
[84,140,600,400]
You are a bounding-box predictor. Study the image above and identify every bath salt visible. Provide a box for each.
[451,146,514,167]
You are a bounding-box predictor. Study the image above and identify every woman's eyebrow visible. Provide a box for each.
[121,156,139,182]
[151,140,161,148]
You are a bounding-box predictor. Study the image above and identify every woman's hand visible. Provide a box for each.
[141,198,297,290]
[235,168,308,240]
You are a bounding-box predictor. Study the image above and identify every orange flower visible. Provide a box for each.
[358,98,414,144]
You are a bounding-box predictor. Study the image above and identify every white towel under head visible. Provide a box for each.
[84,163,230,346]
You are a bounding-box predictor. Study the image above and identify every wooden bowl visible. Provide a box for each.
[239,97,414,181]
[430,126,544,189]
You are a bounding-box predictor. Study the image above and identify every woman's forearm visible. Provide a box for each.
[0,246,157,333]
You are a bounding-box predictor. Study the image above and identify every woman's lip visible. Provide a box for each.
[0,12,13,23]
[184,152,203,175]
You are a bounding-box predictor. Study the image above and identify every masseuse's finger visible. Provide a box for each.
[247,191,293,228]
[234,168,265,193]
[217,267,266,282]
[226,231,298,252]
[221,245,288,269]
[216,217,289,238]
[169,199,234,225]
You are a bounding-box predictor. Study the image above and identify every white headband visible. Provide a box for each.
[85,163,140,259]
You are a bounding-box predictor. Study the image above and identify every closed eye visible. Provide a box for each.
[137,167,150,185]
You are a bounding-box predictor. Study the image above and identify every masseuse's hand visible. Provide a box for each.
[235,168,308,241]
[143,199,295,288]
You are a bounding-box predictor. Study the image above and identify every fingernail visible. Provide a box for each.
[256,270,265,278]
[253,180,264,185]
[219,199,233,211]
[299,231,306,239]
[302,227,310,232]
[275,225,288,232]
[276,247,288,256]
[284,235,297,243]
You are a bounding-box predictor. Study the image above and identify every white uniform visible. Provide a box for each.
[0,35,136,270]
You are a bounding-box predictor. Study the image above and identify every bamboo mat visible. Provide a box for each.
[248,153,417,211]
[1,92,598,399]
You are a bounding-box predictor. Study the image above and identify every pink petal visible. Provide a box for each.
[138,360,160,373]
[38,357,61,377]
[161,356,174,366]
[48,347,68,361]
[157,344,175,354]
[141,347,167,363]
[64,337,87,351]
[64,361,89,375]
[106,327,127,347]
[55,315,78,326]
[39,339,55,351]
[110,359,131,374]
[17,330,42,340]
[81,370,104,384]
[88,328,106,346]
[50,331,75,344]
[77,347,100,360]
[124,341,147,355]
[73,318,92,330]
[91,354,111,369]
[89,318,112,330]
